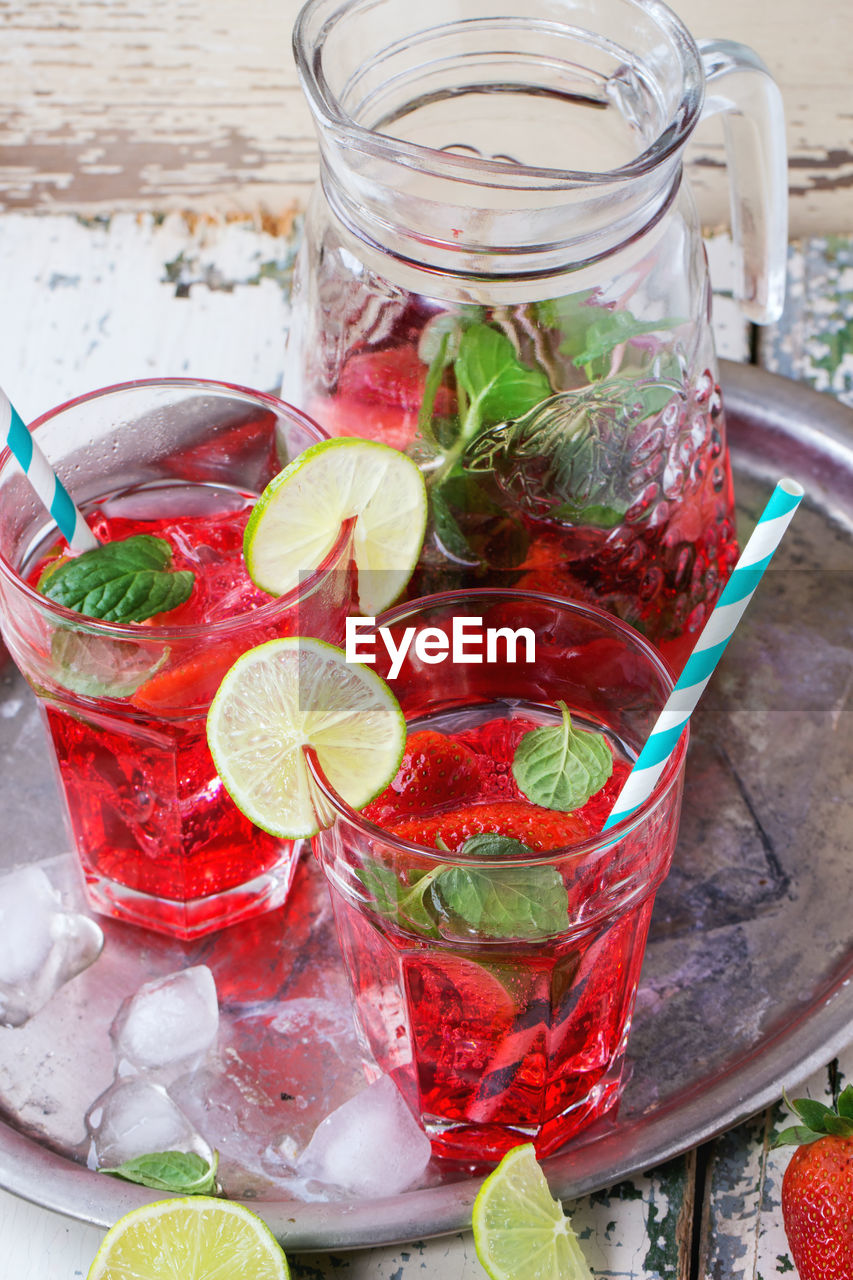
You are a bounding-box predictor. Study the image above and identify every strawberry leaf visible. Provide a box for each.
[38,535,194,623]
[772,1124,825,1148]
[791,1097,837,1130]
[513,701,613,811]
[836,1083,853,1118]
[100,1149,218,1194]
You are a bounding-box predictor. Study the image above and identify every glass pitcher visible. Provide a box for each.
[283,0,787,672]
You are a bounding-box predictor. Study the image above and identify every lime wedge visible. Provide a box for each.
[86,1196,289,1279]
[244,436,427,614]
[473,1144,593,1280]
[206,636,406,838]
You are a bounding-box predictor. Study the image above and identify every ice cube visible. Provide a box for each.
[0,866,103,1028]
[296,1074,432,1198]
[86,1076,213,1169]
[112,965,219,1075]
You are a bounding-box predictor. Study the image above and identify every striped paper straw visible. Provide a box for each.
[1,388,98,552]
[603,477,804,830]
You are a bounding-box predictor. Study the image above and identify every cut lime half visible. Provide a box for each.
[244,436,427,615]
[473,1143,593,1280]
[206,636,406,838]
[86,1196,289,1280]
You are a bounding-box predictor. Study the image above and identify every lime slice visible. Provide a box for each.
[86,1196,289,1279]
[206,636,406,838]
[473,1143,593,1280]
[244,436,427,614]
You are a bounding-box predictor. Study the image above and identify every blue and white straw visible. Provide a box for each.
[1,387,98,552]
[603,477,804,830]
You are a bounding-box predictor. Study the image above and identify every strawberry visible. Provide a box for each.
[454,717,538,801]
[575,758,631,833]
[337,344,454,415]
[362,730,480,823]
[309,344,455,453]
[386,799,590,852]
[776,1086,853,1280]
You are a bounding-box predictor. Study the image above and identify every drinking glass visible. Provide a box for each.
[309,588,687,1162]
[0,380,355,939]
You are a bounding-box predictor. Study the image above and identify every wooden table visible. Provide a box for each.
[0,213,849,1279]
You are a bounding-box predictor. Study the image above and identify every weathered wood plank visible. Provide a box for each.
[0,0,850,236]
[759,237,853,405]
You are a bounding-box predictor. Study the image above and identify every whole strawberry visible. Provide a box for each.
[775,1085,853,1280]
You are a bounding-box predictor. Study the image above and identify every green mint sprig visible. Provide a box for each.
[38,534,194,623]
[357,833,569,940]
[462,375,680,530]
[536,293,684,381]
[100,1149,219,1194]
[421,319,550,563]
[513,702,613,811]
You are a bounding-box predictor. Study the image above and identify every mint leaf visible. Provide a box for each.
[38,535,194,623]
[357,863,441,937]
[569,311,684,375]
[537,293,683,380]
[100,1149,219,1194]
[513,702,612,810]
[454,323,552,428]
[433,864,569,937]
[360,833,569,941]
[463,376,681,529]
[417,308,484,366]
[456,833,532,858]
[431,486,479,564]
[50,629,167,698]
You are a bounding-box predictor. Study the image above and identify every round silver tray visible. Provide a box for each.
[0,361,851,1250]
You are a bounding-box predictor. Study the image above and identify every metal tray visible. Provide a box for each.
[0,361,851,1250]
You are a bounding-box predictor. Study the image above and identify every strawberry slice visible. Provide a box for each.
[131,643,246,714]
[362,730,481,823]
[387,799,590,852]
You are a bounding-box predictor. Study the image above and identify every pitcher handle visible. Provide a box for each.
[697,39,788,325]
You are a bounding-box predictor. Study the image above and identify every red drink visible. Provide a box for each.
[34,486,293,918]
[308,310,738,674]
[310,590,687,1164]
[336,710,650,1162]
[0,380,354,938]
